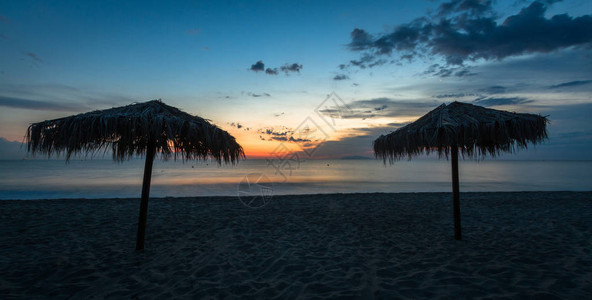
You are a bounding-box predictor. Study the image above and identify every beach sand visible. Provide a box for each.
[1,192,591,299]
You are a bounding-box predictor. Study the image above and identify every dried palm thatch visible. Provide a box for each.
[25,99,245,250]
[374,101,548,163]
[373,101,548,240]
[26,99,244,164]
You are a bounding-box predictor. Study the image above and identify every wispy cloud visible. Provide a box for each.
[0,96,87,111]
[422,64,476,78]
[433,85,514,101]
[480,85,507,94]
[186,28,201,35]
[0,83,135,111]
[472,96,533,106]
[433,92,479,99]
[549,80,592,89]
[23,52,43,63]
[436,0,494,17]
[244,92,271,98]
[344,1,592,74]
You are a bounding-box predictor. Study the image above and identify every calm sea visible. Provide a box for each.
[0,159,590,200]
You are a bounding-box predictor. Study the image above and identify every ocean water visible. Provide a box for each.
[0,158,590,200]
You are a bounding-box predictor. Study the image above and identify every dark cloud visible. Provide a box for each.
[0,96,86,111]
[0,34,7,40]
[250,60,265,72]
[280,63,303,74]
[346,1,592,72]
[386,121,411,127]
[472,96,533,106]
[229,122,243,129]
[549,80,592,89]
[318,98,440,120]
[333,74,349,80]
[250,61,302,75]
[349,28,374,51]
[266,136,313,143]
[257,127,313,143]
[247,92,271,97]
[269,136,288,142]
[349,58,367,69]
[259,128,290,137]
[289,136,311,143]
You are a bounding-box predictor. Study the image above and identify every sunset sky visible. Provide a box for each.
[1,0,591,159]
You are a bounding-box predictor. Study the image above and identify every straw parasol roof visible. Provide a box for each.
[25,99,245,250]
[26,99,244,164]
[373,101,548,240]
[374,101,548,163]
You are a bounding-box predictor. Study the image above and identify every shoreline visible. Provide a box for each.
[2,190,591,201]
[1,191,591,298]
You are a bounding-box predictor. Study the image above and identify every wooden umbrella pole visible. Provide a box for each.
[136,140,156,250]
[451,145,462,240]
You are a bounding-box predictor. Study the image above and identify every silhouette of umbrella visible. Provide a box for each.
[26,99,244,250]
[373,101,548,240]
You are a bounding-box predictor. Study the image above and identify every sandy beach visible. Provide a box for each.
[1,192,591,299]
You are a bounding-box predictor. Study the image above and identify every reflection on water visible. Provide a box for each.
[0,159,590,199]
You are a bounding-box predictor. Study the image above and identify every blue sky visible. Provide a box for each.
[1,0,591,159]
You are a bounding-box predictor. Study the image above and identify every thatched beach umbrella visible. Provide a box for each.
[26,99,244,250]
[373,101,548,240]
